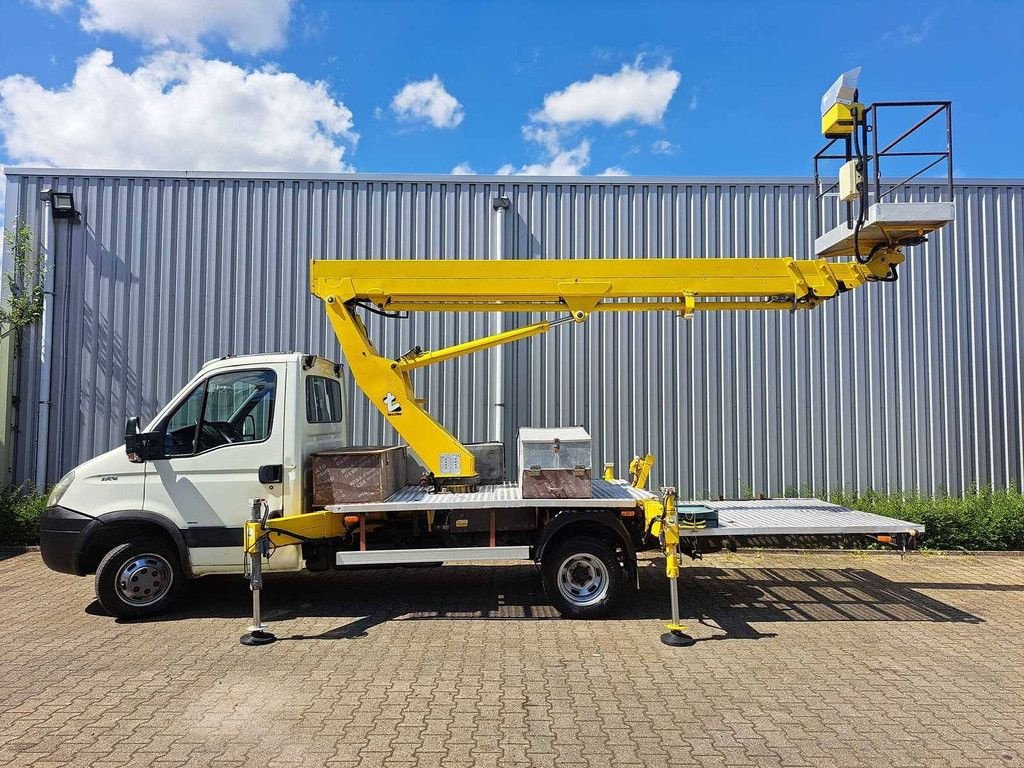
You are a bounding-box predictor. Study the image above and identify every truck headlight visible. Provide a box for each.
[47,470,76,507]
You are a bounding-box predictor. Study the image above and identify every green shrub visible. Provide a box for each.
[828,487,1024,551]
[0,484,49,546]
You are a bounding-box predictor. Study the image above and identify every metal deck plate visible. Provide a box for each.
[326,479,656,514]
[684,498,923,538]
[815,201,954,258]
[327,485,921,542]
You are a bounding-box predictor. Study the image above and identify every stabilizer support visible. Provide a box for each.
[240,498,277,647]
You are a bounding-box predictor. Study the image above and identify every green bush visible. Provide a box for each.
[0,484,49,546]
[828,487,1024,551]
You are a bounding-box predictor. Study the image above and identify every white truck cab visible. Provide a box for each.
[40,353,348,616]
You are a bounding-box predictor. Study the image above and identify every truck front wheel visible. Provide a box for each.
[94,538,182,619]
[542,536,623,619]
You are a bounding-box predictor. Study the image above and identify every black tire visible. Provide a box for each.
[94,537,182,619]
[541,536,624,619]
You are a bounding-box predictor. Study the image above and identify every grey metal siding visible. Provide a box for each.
[3,170,1022,496]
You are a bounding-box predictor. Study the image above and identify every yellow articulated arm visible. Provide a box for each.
[311,248,903,482]
[630,454,656,489]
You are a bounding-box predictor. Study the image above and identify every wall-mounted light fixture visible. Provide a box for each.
[491,196,510,211]
[49,190,78,219]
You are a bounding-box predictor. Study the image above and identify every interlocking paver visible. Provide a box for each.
[1,550,1023,767]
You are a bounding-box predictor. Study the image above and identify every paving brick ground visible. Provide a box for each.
[1,549,1023,767]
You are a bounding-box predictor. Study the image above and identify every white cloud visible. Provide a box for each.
[651,139,678,155]
[534,61,681,126]
[78,0,293,54]
[391,76,464,129]
[599,167,628,177]
[882,14,935,46]
[298,5,328,42]
[0,49,357,172]
[497,126,590,176]
[689,90,698,111]
[29,0,73,11]
[451,163,475,175]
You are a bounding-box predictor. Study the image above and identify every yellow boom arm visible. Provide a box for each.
[310,247,901,483]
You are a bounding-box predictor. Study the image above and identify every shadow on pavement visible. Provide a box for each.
[81,556,1009,642]
[0,548,34,562]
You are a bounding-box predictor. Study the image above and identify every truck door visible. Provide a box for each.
[143,364,297,573]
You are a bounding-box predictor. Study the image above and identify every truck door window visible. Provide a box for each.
[195,370,276,453]
[160,369,276,457]
[163,385,205,456]
[306,375,343,423]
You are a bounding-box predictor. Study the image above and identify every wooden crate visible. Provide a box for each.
[312,446,408,505]
[520,467,592,499]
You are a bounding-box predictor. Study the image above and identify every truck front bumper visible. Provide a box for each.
[39,505,95,575]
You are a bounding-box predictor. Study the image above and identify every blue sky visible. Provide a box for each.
[0,0,1021,207]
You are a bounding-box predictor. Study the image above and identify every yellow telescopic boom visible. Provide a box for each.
[310,247,903,484]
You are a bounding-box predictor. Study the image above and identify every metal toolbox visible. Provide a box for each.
[517,427,593,499]
[312,446,408,505]
[466,441,506,484]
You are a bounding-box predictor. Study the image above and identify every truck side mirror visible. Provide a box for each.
[124,416,163,463]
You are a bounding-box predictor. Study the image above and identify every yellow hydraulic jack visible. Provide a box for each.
[240,498,277,647]
[659,487,696,647]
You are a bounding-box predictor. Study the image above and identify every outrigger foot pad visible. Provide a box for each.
[661,629,696,647]
[240,629,277,646]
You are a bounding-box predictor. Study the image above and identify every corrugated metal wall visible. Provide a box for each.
[3,170,1022,496]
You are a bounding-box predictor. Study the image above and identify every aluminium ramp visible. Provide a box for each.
[682,498,923,538]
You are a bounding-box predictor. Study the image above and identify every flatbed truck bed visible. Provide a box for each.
[324,479,922,562]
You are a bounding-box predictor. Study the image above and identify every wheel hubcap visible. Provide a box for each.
[116,554,172,606]
[556,553,609,607]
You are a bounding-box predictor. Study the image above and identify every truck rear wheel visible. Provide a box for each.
[95,537,182,619]
[542,536,623,619]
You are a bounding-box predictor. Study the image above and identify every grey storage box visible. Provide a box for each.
[312,446,408,505]
[678,504,719,530]
[466,441,506,484]
[518,427,593,499]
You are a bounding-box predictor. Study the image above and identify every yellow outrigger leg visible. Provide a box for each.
[659,488,696,647]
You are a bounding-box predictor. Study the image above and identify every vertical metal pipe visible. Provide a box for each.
[871,106,881,202]
[34,191,55,490]
[860,112,871,216]
[668,566,681,626]
[251,575,262,628]
[491,196,510,449]
[946,104,954,202]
